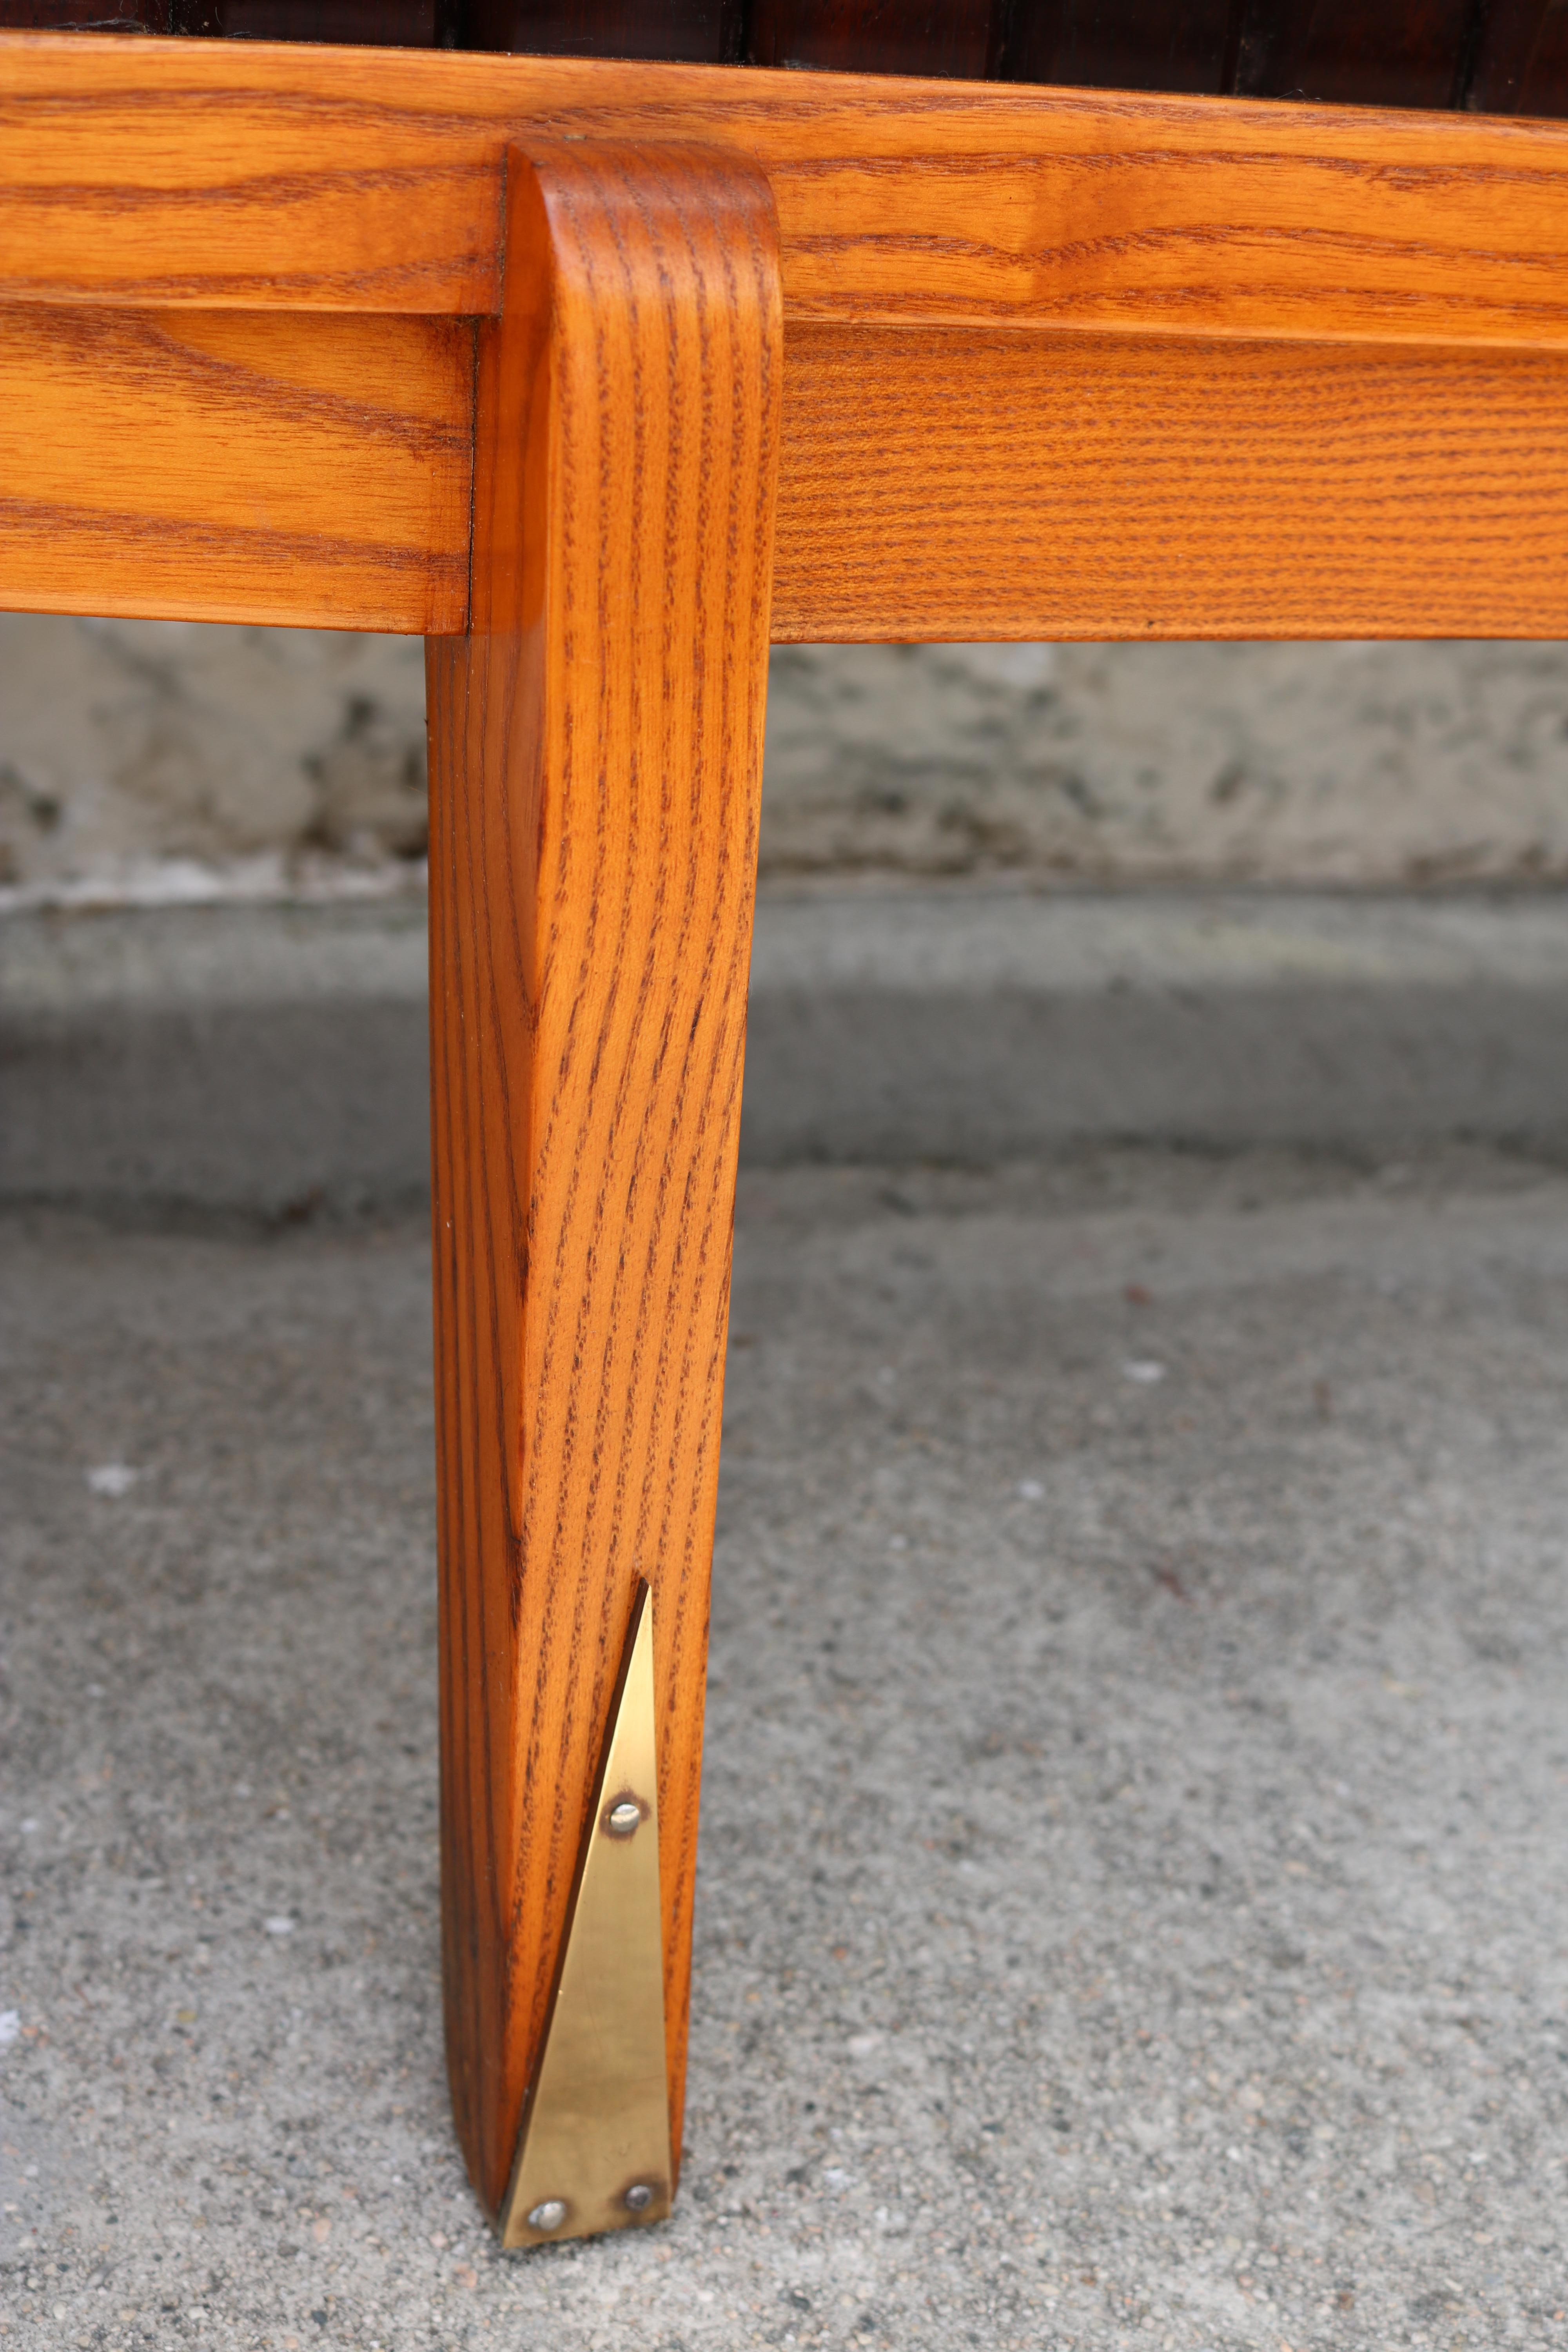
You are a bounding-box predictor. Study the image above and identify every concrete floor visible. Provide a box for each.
[3,1147,1568,2350]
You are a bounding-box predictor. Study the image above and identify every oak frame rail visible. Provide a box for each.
[3,34,1568,639]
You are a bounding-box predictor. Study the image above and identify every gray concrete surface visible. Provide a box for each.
[0,896,433,1225]
[4,1146,1568,2349]
[8,887,1568,1219]
[9,624,1568,899]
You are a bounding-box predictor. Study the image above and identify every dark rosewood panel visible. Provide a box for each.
[747,0,997,77]
[176,0,445,35]
[1004,0,1239,94]
[1466,0,1568,116]
[0,0,169,23]
[463,0,740,58]
[1232,0,1477,108]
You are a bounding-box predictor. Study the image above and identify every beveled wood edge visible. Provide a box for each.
[7,24,1568,156]
[4,72,1568,640]
[2,35,1568,348]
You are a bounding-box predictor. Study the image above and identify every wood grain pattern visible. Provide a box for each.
[5,38,1568,351]
[425,142,780,2217]
[0,302,471,630]
[0,44,1565,643]
[771,321,1568,639]
[5,298,1568,637]
[3,287,1568,638]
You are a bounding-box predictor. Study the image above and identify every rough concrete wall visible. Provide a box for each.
[762,641,1568,886]
[0,618,427,896]
[4,617,1568,895]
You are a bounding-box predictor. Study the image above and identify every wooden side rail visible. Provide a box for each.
[6,36,1568,343]
[5,40,1568,638]
[8,299,1568,638]
[0,307,474,632]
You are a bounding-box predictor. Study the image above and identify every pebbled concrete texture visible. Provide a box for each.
[4,1146,1568,2349]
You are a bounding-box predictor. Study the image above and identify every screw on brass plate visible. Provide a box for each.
[500,1588,672,2251]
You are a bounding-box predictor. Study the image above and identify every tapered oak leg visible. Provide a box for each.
[424,144,781,2227]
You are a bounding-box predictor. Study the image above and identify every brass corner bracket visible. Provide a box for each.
[500,1583,673,2250]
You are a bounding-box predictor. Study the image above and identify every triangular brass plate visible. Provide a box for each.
[500,1583,673,2249]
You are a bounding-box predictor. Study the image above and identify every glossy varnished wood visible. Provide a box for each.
[425,143,780,2216]
[9,291,1568,639]
[5,37,1568,355]
[0,303,471,630]
[8,297,1568,638]
[10,0,1568,114]
[772,323,1568,639]
[3,40,1568,637]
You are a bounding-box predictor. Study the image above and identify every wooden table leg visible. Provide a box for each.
[423,143,781,2237]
